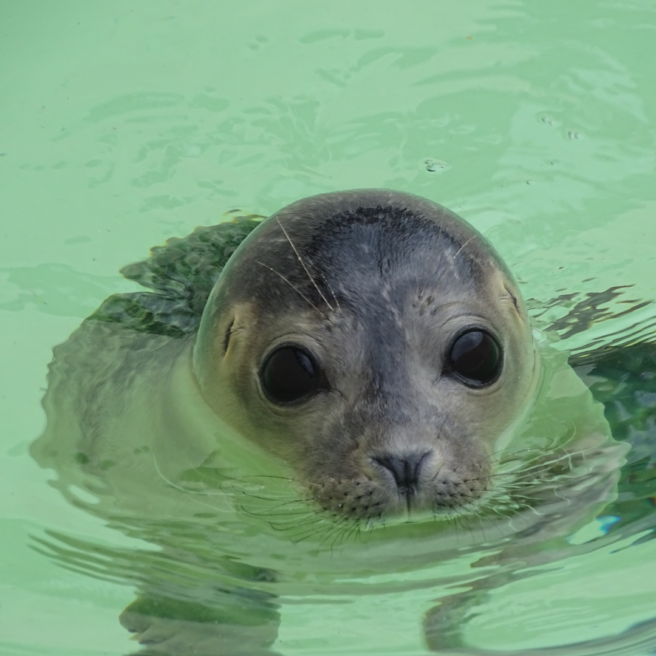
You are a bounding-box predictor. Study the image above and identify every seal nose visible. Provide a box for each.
[372,451,431,494]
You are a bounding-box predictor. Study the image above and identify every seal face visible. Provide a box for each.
[192,190,540,521]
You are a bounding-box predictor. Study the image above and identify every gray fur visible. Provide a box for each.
[192,190,539,520]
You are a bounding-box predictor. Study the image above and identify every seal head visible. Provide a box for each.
[192,190,539,522]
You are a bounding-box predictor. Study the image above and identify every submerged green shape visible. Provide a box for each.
[88,216,263,337]
[73,452,89,465]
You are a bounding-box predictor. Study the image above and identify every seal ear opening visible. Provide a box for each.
[503,285,520,313]
[223,318,235,355]
[487,270,527,323]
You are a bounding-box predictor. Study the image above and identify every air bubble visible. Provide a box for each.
[424,158,448,173]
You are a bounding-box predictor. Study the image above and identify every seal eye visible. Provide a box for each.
[261,346,319,404]
[449,330,501,387]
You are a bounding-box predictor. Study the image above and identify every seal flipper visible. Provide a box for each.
[571,342,656,532]
[89,215,263,337]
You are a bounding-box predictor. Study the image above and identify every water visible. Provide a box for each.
[2,1,656,654]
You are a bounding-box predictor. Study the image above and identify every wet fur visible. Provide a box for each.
[193,191,538,521]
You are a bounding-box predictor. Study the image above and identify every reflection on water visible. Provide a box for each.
[529,286,656,360]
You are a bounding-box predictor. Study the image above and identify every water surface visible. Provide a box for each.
[2,1,656,654]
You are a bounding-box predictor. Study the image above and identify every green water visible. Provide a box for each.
[2,2,656,655]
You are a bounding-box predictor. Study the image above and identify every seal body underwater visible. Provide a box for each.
[32,189,637,655]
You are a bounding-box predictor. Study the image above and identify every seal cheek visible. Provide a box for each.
[310,477,390,521]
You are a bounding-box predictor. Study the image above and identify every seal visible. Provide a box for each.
[33,189,637,656]
[33,189,615,527]
[192,189,541,521]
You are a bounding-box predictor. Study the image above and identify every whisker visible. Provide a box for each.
[256,260,328,318]
[328,521,357,552]
[276,218,335,313]
[237,493,306,508]
[318,516,354,549]
[271,518,327,536]
[240,473,299,483]
[152,456,232,513]
[242,507,317,519]
[343,521,361,544]
[452,235,477,262]
[320,273,342,313]
[287,518,337,544]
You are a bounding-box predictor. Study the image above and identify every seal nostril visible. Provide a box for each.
[372,451,431,493]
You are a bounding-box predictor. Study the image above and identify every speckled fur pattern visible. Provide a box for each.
[191,190,540,521]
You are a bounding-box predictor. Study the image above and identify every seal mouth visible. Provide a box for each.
[308,463,491,523]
